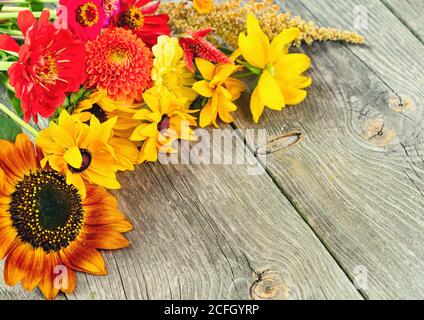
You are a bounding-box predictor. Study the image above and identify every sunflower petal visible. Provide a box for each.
[60,241,107,276]
[63,146,82,169]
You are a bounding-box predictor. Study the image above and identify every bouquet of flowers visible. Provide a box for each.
[0,0,363,299]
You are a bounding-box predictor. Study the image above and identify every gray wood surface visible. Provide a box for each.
[232,0,424,299]
[0,129,361,300]
[381,0,424,43]
[1,0,423,300]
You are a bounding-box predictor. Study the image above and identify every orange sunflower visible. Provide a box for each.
[0,134,132,299]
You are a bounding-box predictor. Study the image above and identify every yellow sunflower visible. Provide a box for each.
[237,14,312,123]
[130,90,197,163]
[150,35,198,106]
[72,90,140,171]
[193,58,246,127]
[36,110,121,198]
[0,134,132,299]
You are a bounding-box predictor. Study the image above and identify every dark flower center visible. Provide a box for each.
[87,104,108,123]
[9,169,84,252]
[68,149,92,173]
[157,114,170,133]
[76,2,99,27]
[117,6,144,29]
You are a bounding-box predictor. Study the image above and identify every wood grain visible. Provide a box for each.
[0,117,361,299]
[380,0,424,44]
[64,129,361,300]
[231,0,424,299]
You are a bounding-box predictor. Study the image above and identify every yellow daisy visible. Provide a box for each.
[150,35,198,106]
[193,58,246,127]
[237,14,312,123]
[130,90,197,163]
[72,90,140,171]
[36,110,121,198]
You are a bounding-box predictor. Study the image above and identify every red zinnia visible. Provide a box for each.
[179,28,231,72]
[0,10,86,122]
[85,27,153,101]
[59,0,106,41]
[111,0,170,47]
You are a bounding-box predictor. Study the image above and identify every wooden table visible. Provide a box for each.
[1,0,423,300]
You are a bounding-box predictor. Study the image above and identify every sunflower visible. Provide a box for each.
[130,90,197,163]
[0,134,132,299]
[150,35,197,106]
[237,14,312,123]
[36,110,121,198]
[193,58,246,127]
[85,27,153,102]
[72,90,140,170]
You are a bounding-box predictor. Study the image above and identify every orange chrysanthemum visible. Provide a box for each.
[85,27,153,101]
[0,134,132,299]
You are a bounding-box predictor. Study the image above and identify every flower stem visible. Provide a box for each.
[0,102,39,138]
[0,61,14,71]
[0,0,58,3]
[0,10,57,20]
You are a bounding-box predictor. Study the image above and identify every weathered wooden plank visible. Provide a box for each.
[0,120,361,299]
[231,0,424,299]
[380,0,424,44]
[64,129,361,300]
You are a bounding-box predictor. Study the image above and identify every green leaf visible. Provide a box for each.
[7,90,23,118]
[0,114,21,141]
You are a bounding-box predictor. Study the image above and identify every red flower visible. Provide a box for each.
[0,10,86,123]
[179,28,231,72]
[111,0,170,47]
[59,0,106,41]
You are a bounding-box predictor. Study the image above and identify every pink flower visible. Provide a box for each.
[59,0,106,41]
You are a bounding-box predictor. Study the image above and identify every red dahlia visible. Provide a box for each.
[0,10,86,122]
[85,27,153,101]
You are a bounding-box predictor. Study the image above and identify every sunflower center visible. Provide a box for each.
[158,114,170,133]
[87,104,108,123]
[35,54,58,85]
[9,169,84,252]
[117,5,144,29]
[76,2,99,27]
[68,149,92,173]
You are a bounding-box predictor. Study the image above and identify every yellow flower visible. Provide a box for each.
[36,110,121,198]
[151,35,197,106]
[238,14,312,123]
[72,90,140,171]
[0,134,132,300]
[192,58,246,127]
[193,0,213,14]
[130,90,197,163]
